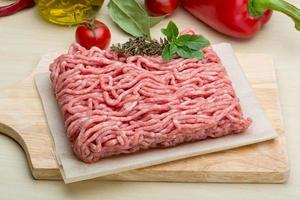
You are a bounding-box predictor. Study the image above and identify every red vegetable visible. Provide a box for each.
[145,0,180,16]
[182,0,300,38]
[0,0,34,17]
[76,19,111,50]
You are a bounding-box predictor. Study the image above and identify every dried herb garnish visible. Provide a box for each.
[111,37,168,57]
[110,21,210,61]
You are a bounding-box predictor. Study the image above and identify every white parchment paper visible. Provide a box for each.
[34,43,277,183]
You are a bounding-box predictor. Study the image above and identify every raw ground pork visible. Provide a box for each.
[50,43,252,163]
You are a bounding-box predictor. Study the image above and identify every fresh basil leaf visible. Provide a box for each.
[176,46,205,59]
[162,44,177,61]
[174,34,193,46]
[159,21,210,61]
[161,21,179,41]
[187,35,210,50]
[108,0,151,38]
[162,44,171,61]
[170,43,178,54]
[176,46,193,58]
[190,50,205,59]
[149,16,164,27]
[175,35,210,50]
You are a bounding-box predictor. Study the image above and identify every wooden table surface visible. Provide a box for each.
[0,0,300,199]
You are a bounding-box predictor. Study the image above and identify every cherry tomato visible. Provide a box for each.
[76,19,111,50]
[145,0,180,16]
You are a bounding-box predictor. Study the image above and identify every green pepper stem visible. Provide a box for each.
[249,0,300,30]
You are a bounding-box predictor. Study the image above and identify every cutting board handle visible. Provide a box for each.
[0,77,58,179]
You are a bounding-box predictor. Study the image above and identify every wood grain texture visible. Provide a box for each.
[0,53,289,183]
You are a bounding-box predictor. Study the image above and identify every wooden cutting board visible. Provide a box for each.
[0,53,289,183]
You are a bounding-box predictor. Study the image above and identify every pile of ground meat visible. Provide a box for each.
[50,43,252,163]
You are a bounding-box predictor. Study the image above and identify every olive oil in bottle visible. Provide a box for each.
[37,0,104,25]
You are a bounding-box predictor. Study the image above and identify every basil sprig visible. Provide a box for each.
[161,21,210,61]
[108,0,164,38]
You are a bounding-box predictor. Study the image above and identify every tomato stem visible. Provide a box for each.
[84,18,104,37]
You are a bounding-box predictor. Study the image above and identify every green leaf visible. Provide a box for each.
[169,43,178,55]
[190,50,205,59]
[176,46,205,59]
[108,0,151,38]
[174,34,193,46]
[176,46,192,58]
[149,16,164,27]
[187,35,210,50]
[175,35,210,50]
[161,21,179,41]
[162,43,177,61]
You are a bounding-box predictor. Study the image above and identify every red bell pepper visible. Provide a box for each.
[182,0,300,38]
[0,0,35,17]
